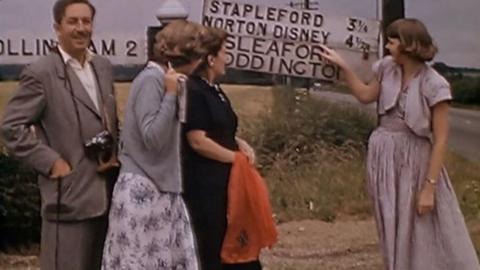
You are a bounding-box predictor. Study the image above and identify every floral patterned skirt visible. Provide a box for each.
[102,173,198,270]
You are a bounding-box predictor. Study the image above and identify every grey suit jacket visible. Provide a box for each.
[0,50,119,221]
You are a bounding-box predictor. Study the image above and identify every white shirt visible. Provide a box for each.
[58,46,100,111]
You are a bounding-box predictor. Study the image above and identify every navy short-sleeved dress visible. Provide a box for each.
[182,75,261,270]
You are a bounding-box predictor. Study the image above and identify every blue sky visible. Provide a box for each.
[1,0,479,68]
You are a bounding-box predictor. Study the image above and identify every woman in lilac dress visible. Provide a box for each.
[319,18,480,270]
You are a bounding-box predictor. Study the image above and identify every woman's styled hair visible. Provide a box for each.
[153,20,207,68]
[386,18,438,62]
[195,27,229,73]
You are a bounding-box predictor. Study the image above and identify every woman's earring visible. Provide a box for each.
[208,56,214,67]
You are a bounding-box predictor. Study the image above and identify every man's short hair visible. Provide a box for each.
[53,0,96,24]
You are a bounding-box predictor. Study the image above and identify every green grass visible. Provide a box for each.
[235,85,480,252]
[1,82,480,253]
[0,82,271,123]
[446,152,480,253]
[237,86,375,222]
[446,152,480,254]
[0,82,17,119]
[447,152,480,219]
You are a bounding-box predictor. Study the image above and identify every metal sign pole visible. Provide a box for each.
[377,0,384,58]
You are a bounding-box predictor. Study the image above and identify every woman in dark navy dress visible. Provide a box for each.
[182,27,261,270]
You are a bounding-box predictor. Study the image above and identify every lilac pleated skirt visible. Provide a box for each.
[367,117,480,270]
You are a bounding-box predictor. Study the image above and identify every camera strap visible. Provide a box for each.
[51,47,111,270]
[90,60,114,135]
[55,178,61,270]
[53,47,110,139]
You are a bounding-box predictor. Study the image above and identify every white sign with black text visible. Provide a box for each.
[0,0,203,66]
[203,0,381,81]
[0,33,145,65]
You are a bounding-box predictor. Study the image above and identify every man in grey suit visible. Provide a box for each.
[0,0,119,269]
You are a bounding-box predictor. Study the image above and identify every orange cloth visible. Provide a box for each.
[221,152,278,263]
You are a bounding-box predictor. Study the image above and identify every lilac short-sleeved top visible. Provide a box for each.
[373,56,452,140]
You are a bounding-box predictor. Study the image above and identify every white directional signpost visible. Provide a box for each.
[203,0,381,81]
[0,0,380,81]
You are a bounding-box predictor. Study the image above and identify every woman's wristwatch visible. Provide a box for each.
[426,177,437,185]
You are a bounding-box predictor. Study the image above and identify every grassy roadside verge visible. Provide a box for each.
[1,82,480,253]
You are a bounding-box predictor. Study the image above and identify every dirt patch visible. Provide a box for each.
[0,218,382,270]
[261,218,382,270]
[0,254,39,269]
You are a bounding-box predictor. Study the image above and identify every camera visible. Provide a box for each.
[84,130,114,159]
[84,130,120,174]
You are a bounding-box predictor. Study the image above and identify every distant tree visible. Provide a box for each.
[432,62,463,80]
[432,62,450,73]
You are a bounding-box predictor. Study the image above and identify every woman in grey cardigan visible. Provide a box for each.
[101,20,207,270]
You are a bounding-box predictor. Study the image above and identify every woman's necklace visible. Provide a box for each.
[200,77,227,102]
